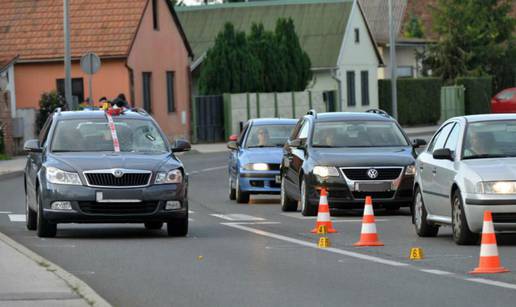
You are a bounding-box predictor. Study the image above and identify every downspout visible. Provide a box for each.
[331,68,342,112]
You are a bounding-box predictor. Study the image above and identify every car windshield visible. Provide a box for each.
[51,118,168,153]
[312,121,408,147]
[463,120,516,159]
[246,124,295,148]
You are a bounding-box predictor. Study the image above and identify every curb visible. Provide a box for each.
[0,232,112,307]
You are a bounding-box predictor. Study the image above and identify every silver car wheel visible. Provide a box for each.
[228,176,232,195]
[280,177,286,206]
[414,191,423,230]
[300,180,306,212]
[453,197,462,235]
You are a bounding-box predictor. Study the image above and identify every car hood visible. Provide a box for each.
[310,147,415,166]
[47,152,180,173]
[240,147,284,164]
[463,158,516,181]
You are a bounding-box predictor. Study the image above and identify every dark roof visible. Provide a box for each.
[0,0,192,62]
[251,118,298,125]
[312,112,393,122]
[177,0,378,69]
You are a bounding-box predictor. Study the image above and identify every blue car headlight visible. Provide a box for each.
[243,163,269,171]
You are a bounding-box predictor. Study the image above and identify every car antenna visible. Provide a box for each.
[307,109,317,118]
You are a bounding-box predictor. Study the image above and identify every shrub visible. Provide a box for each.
[36,91,65,133]
[455,76,492,114]
[379,78,442,126]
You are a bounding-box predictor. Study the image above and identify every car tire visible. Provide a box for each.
[144,222,163,230]
[26,193,37,231]
[280,175,297,212]
[452,190,479,245]
[235,175,250,204]
[413,187,439,237]
[167,216,188,237]
[300,178,317,216]
[229,176,236,201]
[36,192,57,238]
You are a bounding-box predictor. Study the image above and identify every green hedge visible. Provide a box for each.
[455,76,492,115]
[379,78,442,126]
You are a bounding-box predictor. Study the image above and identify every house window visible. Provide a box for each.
[56,78,84,103]
[152,0,159,30]
[361,71,369,106]
[354,28,360,43]
[142,72,152,113]
[397,66,414,78]
[346,71,356,106]
[166,71,175,113]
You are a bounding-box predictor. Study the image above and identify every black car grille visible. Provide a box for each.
[342,168,402,180]
[79,201,158,215]
[492,213,516,223]
[85,172,150,187]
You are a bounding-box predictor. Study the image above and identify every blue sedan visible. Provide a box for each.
[228,118,297,203]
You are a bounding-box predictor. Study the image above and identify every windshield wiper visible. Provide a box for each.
[463,154,511,160]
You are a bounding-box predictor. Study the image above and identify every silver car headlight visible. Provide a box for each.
[155,169,183,184]
[313,166,339,178]
[477,181,516,194]
[46,166,82,185]
[243,163,269,171]
[405,164,416,175]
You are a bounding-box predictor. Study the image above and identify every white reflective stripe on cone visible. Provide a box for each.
[480,244,500,257]
[364,204,374,216]
[361,222,377,234]
[317,212,330,221]
[320,196,328,205]
[483,221,495,234]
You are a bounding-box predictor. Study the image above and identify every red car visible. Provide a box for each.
[491,88,516,113]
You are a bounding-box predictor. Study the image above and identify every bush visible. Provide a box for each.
[36,91,65,133]
[379,78,442,126]
[455,76,492,114]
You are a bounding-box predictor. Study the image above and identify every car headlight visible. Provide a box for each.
[313,166,339,178]
[243,163,269,171]
[46,166,82,185]
[477,181,516,194]
[405,164,416,175]
[155,169,183,184]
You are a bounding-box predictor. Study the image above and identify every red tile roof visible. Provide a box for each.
[0,55,18,72]
[0,0,193,62]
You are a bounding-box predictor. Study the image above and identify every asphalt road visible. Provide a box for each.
[1,150,516,306]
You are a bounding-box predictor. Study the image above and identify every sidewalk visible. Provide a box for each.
[0,156,26,179]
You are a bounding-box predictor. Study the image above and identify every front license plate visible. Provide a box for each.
[96,191,142,203]
[355,182,391,192]
[275,175,281,184]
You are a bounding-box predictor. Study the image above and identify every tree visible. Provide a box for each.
[426,0,515,90]
[403,13,424,39]
[36,91,65,133]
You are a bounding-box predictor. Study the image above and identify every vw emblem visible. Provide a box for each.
[367,168,378,179]
[113,169,124,178]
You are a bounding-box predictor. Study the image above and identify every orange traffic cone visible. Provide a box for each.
[354,196,384,246]
[311,188,337,233]
[469,211,509,274]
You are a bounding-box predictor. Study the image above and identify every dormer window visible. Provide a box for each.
[152,0,159,30]
[354,28,359,43]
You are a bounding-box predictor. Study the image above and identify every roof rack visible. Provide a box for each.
[365,108,391,118]
[307,109,317,118]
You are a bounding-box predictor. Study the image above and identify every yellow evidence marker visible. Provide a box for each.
[409,247,424,260]
[318,237,331,248]
[317,225,328,235]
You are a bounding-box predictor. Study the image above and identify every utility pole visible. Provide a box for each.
[64,0,73,110]
[388,0,398,119]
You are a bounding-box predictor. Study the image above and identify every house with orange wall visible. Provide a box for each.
[0,0,193,142]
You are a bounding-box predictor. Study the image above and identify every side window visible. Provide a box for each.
[297,121,310,139]
[39,118,53,147]
[444,123,460,152]
[430,123,454,152]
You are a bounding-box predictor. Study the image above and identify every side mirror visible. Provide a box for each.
[171,139,191,153]
[228,134,238,142]
[412,138,427,148]
[227,141,238,150]
[433,148,453,160]
[24,139,42,153]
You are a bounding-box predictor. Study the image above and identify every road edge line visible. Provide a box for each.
[0,231,112,307]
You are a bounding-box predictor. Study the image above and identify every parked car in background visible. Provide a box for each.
[413,114,516,245]
[24,108,191,238]
[228,118,297,203]
[491,88,516,113]
[280,110,427,216]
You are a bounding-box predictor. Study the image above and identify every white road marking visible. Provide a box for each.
[211,214,266,221]
[281,213,388,222]
[190,165,226,175]
[222,223,408,267]
[466,278,516,290]
[0,211,12,214]
[333,219,388,223]
[420,269,454,276]
[188,218,194,222]
[227,221,280,225]
[8,214,25,222]
[188,210,195,214]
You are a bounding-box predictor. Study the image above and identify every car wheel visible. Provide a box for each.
[452,190,479,245]
[26,192,37,231]
[300,178,317,216]
[235,175,250,204]
[413,187,439,237]
[229,176,236,200]
[280,175,297,212]
[144,222,163,230]
[36,192,57,238]
[167,216,188,237]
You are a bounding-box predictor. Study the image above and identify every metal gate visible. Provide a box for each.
[194,95,225,143]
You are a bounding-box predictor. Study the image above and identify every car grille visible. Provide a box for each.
[79,201,158,215]
[85,172,150,187]
[341,168,402,180]
[352,191,395,199]
[492,213,516,223]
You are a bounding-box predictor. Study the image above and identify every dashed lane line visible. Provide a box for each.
[211,214,266,221]
[8,214,25,222]
[466,278,516,290]
[0,211,12,214]
[281,213,388,222]
[419,269,454,276]
[189,165,226,175]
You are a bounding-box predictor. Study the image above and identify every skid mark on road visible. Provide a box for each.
[222,222,516,292]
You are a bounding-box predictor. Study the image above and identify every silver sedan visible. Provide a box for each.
[413,114,516,245]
